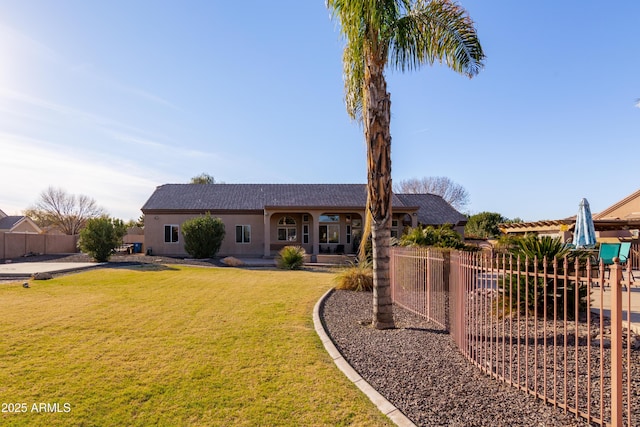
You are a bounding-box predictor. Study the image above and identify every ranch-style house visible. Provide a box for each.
[141,183,467,260]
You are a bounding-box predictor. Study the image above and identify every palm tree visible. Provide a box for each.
[327,0,485,329]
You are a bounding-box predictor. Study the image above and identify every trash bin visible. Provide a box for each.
[133,243,142,253]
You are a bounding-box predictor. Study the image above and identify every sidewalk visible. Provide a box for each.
[590,285,640,334]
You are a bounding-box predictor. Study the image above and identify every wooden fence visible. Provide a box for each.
[0,232,79,259]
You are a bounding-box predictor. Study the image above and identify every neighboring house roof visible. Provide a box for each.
[0,209,6,219]
[593,188,640,220]
[0,215,42,233]
[142,184,466,224]
[0,216,25,230]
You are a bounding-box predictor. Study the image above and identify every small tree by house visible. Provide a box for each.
[464,212,507,239]
[182,213,225,259]
[78,216,127,262]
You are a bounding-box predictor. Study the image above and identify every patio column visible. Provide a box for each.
[263,210,271,258]
[310,212,320,259]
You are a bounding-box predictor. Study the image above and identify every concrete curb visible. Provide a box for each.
[313,289,417,427]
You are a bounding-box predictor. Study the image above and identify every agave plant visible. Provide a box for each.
[276,246,306,270]
[499,234,587,319]
[509,234,571,264]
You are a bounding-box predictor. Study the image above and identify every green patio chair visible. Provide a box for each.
[618,242,631,265]
[597,243,621,265]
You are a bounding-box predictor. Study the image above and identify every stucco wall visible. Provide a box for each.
[144,213,265,257]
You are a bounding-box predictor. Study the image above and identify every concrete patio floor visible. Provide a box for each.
[0,261,99,278]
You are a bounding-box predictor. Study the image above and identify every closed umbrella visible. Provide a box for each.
[573,198,597,248]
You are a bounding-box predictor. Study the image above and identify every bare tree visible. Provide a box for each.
[394,177,470,211]
[25,187,106,235]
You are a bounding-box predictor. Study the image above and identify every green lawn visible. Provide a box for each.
[0,265,392,427]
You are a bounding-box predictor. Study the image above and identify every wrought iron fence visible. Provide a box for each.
[632,243,640,271]
[390,246,639,427]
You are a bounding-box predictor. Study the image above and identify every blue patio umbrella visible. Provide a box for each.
[573,198,597,248]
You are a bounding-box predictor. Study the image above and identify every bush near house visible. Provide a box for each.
[182,213,225,259]
[399,224,467,249]
[277,246,306,270]
[78,216,127,262]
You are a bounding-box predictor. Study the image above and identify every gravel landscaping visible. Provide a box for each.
[321,289,593,426]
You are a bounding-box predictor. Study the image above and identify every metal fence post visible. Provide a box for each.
[610,259,623,427]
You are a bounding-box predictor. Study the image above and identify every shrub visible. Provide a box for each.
[277,246,306,270]
[78,216,127,262]
[498,235,587,319]
[508,234,572,263]
[182,213,225,259]
[399,224,466,249]
[334,262,373,291]
[221,256,244,267]
[498,274,588,320]
[465,211,507,238]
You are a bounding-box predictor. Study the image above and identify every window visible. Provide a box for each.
[277,216,297,241]
[319,214,340,243]
[164,225,179,243]
[235,225,251,243]
[303,224,309,244]
[351,217,362,246]
[392,219,398,238]
[346,225,351,244]
[319,225,340,243]
[319,214,339,223]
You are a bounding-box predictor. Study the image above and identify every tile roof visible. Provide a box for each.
[142,184,368,211]
[0,216,25,230]
[141,184,466,224]
[395,194,467,225]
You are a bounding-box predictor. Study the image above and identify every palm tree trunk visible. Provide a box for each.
[365,56,395,330]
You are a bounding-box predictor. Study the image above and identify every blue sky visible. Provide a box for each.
[0,1,638,222]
